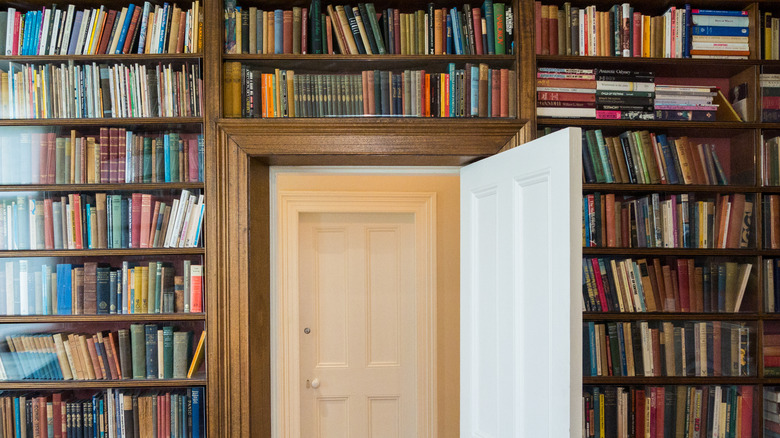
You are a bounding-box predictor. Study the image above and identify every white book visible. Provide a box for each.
[92,63,101,117]
[90,8,107,54]
[122,261,129,314]
[48,8,62,55]
[18,259,28,315]
[163,198,181,247]
[157,329,164,378]
[5,261,14,315]
[38,7,52,56]
[109,8,128,55]
[185,195,205,247]
[177,195,197,247]
[59,5,76,55]
[191,1,199,53]
[167,191,192,247]
[66,203,74,249]
[74,8,93,55]
[107,64,117,118]
[84,7,101,54]
[5,8,15,55]
[28,199,37,250]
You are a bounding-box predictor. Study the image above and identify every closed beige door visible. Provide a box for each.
[298,211,418,437]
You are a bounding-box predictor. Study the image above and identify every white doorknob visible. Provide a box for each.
[311,378,320,389]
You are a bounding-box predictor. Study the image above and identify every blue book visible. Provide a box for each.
[158,3,171,54]
[120,197,129,248]
[616,323,628,375]
[632,263,647,311]
[32,11,42,55]
[21,12,32,56]
[191,388,202,438]
[16,197,29,250]
[56,264,72,314]
[86,205,92,248]
[182,395,188,437]
[691,25,748,36]
[197,135,204,182]
[137,2,152,54]
[583,197,590,246]
[274,10,283,54]
[691,9,748,16]
[587,322,596,375]
[14,398,21,436]
[593,387,600,431]
[115,4,136,54]
[470,66,479,116]
[448,63,456,117]
[67,11,84,54]
[109,270,117,314]
[683,4,691,58]
[145,324,159,378]
[445,14,453,54]
[482,0,495,55]
[164,134,171,182]
[691,15,749,27]
[655,135,680,184]
[449,8,461,55]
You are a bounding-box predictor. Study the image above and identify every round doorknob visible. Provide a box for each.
[311,378,320,389]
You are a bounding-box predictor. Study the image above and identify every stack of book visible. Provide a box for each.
[767,388,780,438]
[0,190,205,251]
[762,74,780,122]
[584,385,753,438]
[583,257,752,313]
[224,1,513,55]
[584,320,751,377]
[0,325,204,381]
[691,9,750,59]
[594,69,654,120]
[0,2,203,56]
[0,258,203,316]
[0,129,204,185]
[536,67,596,118]
[584,192,753,249]
[0,388,204,438]
[582,129,729,185]
[766,330,780,377]
[654,84,719,121]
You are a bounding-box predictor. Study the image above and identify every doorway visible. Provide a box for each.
[272,170,460,437]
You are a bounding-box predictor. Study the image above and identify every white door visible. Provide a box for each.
[460,128,583,437]
[298,212,418,437]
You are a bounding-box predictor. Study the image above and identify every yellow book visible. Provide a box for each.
[642,15,651,58]
[766,12,773,60]
[187,330,207,378]
[287,71,295,117]
[144,11,155,54]
[134,267,143,312]
[141,266,149,313]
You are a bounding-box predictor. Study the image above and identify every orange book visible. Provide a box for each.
[78,335,97,380]
[690,49,750,56]
[500,69,509,118]
[716,195,730,248]
[771,195,780,249]
[72,194,83,249]
[726,193,746,249]
[424,74,430,117]
[86,337,104,380]
[434,9,443,54]
[107,332,123,378]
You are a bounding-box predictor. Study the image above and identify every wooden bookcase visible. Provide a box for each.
[522,0,780,435]
[0,0,208,435]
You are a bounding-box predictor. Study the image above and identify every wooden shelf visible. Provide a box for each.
[223,53,516,70]
[537,118,758,130]
[536,54,757,77]
[583,312,759,321]
[582,183,757,193]
[582,247,758,256]
[0,118,204,127]
[0,183,204,192]
[0,379,208,390]
[0,314,206,323]
[0,248,205,257]
[583,376,760,385]
[0,54,203,62]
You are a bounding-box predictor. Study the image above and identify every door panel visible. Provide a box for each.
[461,128,583,438]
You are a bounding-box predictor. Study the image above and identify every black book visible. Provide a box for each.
[96,266,111,314]
[595,96,654,106]
[459,11,471,55]
[581,133,596,183]
[118,329,133,378]
[583,323,591,376]
[684,322,696,376]
[607,323,620,376]
[123,396,135,438]
[380,71,391,115]
[145,324,159,378]
[146,70,159,117]
[133,395,140,438]
[356,4,378,54]
[252,69,262,118]
[664,386,676,436]
[241,9,249,54]
[344,7,367,54]
[602,387,617,436]
[427,3,435,54]
[630,323,644,376]
[463,5,476,55]
[310,0,322,54]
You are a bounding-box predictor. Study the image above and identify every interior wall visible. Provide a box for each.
[274,171,460,437]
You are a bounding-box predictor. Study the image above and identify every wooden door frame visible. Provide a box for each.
[206,119,524,437]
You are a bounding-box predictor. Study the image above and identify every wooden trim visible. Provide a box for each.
[0,183,204,192]
[0,314,205,323]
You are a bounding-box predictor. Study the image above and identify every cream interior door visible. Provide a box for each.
[298,211,418,437]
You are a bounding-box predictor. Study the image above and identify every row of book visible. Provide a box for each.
[224,1,513,56]
[0,325,205,382]
[763,74,780,123]
[536,3,751,59]
[0,388,204,438]
[0,62,202,120]
[582,128,729,185]
[0,1,203,57]
[763,196,780,250]
[583,192,753,249]
[584,320,751,378]
[0,129,204,186]
[0,190,204,251]
[583,257,752,314]
[223,62,516,118]
[536,67,655,120]
[0,259,203,316]
[583,385,753,438]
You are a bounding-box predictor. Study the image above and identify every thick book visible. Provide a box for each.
[129,324,146,379]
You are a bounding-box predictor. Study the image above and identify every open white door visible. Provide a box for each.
[461,127,583,437]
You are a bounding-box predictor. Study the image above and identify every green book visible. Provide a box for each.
[493,2,505,55]
[55,137,66,184]
[117,329,132,379]
[111,195,122,249]
[163,326,174,378]
[364,3,386,54]
[148,262,158,313]
[584,130,605,183]
[154,137,165,183]
[172,331,191,378]
[130,324,147,379]
[142,137,152,183]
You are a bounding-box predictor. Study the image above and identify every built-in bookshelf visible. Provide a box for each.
[0,0,207,435]
[526,0,780,436]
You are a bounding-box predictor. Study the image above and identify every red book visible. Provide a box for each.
[648,387,657,436]
[741,386,754,438]
[302,7,308,54]
[109,128,120,183]
[591,259,609,311]
[635,389,645,438]
[165,393,171,437]
[188,139,199,182]
[540,4,550,55]
[176,11,187,53]
[393,9,401,55]
[118,129,127,183]
[655,386,665,438]
[99,128,110,183]
[97,10,118,54]
[632,12,642,57]
[499,69,509,118]
[107,332,123,377]
[687,260,698,312]
[38,396,46,437]
[12,12,20,55]
[44,198,54,249]
[472,8,483,55]
[676,259,690,312]
[712,321,721,376]
[122,6,143,54]
[52,393,63,438]
[72,194,84,249]
[548,6,558,56]
[100,334,118,379]
[424,74,430,117]
[191,265,203,312]
[131,193,143,248]
[490,69,500,118]
[46,133,56,184]
[766,356,780,367]
[326,16,334,54]
[283,10,293,54]
[34,133,44,184]
[534,2,542,54]
[139,193,153,248]
[85,337,103,379]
